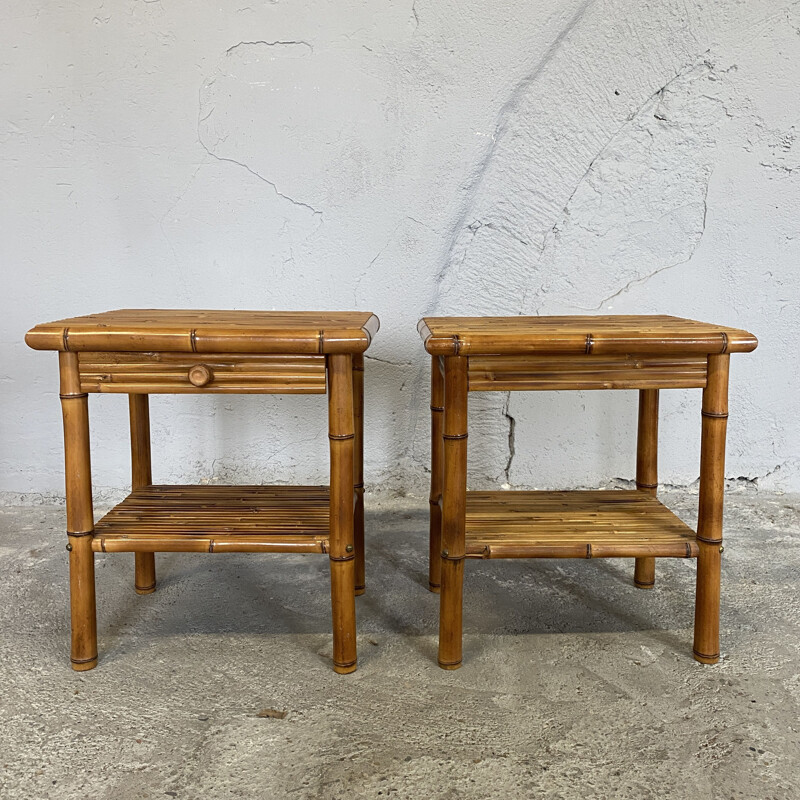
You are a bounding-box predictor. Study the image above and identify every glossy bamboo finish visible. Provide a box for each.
[328,354,358,674]
[93,485,330,552]
[32,310,376,673]
[429,356,444,593]
[419,315,758,357]
[419,314,756,669]
[129,395,156,594]
[439,356,468,670]
[27,309,379,354]
[468,354,708,391]
[634,389,659,589]
[59,352,97,671]
[465,490,696,558]
[79,352,327,394]
[353,354,365,595]
[693,354,730,664]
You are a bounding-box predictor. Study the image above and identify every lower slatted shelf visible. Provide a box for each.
[465,490,698,559]
[92,485,330,553]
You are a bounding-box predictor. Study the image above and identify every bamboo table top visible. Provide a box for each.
[26,309,380,354]
[418,315,758,356]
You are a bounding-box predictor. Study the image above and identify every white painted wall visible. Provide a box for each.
[3,0,798,500]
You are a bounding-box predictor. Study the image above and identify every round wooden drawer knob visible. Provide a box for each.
[188,364,213,387]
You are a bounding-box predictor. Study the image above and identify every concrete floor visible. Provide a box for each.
[0,489,798,799]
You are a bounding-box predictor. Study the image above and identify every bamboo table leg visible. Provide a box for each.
[438,355,467,670]
[634,389,659,588]
[352,354,365,596]
[693,354,730,664]
[59,353,98,671]
[130,394,156,594]
[328,354,358,674]
[429,356,444,593]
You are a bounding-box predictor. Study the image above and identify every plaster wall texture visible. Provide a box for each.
[2,0,798,499]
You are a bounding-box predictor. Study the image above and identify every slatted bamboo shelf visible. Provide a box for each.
[92,485,331,553]
[463,490,698,559]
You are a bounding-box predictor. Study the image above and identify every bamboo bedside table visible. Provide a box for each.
[26,309,380,674]
[418,315,757,669]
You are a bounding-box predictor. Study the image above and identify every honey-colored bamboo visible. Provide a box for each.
[59,352,97,671]
[352,354,365,595]
[428,355,444,593]
[464,490,696,558]
[129,394,156,594]
[27,310,379,354]
[634,389,659,588]
[78,352,328,394]
[93,485,331,551]
[439,355,468,669]
[418,314,756,669]
[419,315,758,357]
[693,353,730,664]
[468,354,708,391]
[327,353,358,674]
[31,310,379,674]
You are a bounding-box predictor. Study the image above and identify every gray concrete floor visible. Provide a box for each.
[0,490,798,799]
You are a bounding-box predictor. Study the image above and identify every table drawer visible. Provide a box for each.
[468,353,708,391]
[78,352,327,394]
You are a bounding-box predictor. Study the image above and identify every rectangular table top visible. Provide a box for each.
[26,309,380,354]
[418,315,757,356]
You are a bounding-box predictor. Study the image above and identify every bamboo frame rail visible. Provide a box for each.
[420,314,757,669]
[28,310,378,673]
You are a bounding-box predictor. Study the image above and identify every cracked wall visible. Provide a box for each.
[2,0,799,500]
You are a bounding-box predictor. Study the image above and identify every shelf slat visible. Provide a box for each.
[465,490,698,559]
[92,485,330,554]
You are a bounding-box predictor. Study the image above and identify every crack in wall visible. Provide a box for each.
[733,460,792,486]
[427,0,597,313]
[197,92,323,219]
[225,40,313,56]
[365,355,413,367]
[522,56,719,315]
[503,393,516,486]
[585,172,712,310]
[354,216,430,304]
[540,58,713,262]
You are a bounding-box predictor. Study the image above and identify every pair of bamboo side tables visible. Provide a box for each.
[26,310,757,673]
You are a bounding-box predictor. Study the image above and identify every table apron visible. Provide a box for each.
[77,352,327,394]
[467,353,708,391]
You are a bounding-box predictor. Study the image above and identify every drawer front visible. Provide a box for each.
[468,353,708,391]
[78,352,327,394]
